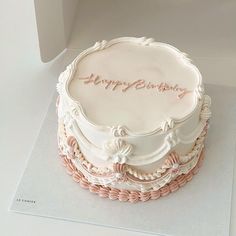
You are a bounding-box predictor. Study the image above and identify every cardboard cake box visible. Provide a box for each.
[34,1,236,64]
[33,0,236,90]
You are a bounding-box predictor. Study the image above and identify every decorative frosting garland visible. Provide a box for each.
[58,122,206,191]
[59,149,204,202]
[58,120,207,182]
[126,125,207,181]
[126,152,180,181]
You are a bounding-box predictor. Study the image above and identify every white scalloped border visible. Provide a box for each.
[69,117,208,166]
[58,36,204,137]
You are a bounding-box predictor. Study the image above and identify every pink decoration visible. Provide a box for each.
[113,163,125,173]
[139,192,151,202]
[176,175,187,187]
[67,136,78,159]
[109,188,120,200]
[129,191,140,203]
[72,172,83,182]
[56,96,60,108]
[59,148,205,203]
[119,190,129,202]
[78,74,192,99]
[185,172,193,182]
[160,185,170,197]
[164,151,180,167]
[169,180,179,192]
[89,184,100,194]
[99,187,110,198]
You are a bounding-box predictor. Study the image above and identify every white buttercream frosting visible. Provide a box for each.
[103,138,133,164]
[57,37,211,191]
[67,37,202,134]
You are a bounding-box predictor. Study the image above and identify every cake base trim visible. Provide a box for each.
[59,149,205,203]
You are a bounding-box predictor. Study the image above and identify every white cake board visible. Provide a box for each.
[10,84,236,236]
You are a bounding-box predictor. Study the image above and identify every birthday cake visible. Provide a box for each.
[57,37,211,202]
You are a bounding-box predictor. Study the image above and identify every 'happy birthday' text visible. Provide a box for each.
[78,74,192,99]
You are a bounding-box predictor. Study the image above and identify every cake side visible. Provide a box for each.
[57,118,208,192]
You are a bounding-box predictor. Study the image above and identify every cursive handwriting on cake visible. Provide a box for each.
[78,74,191,99]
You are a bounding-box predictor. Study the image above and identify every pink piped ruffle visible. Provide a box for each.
[109,188,120,200]
[113,163,125,173]
[164,151,180,167]
[89,184,100,193]
[59,148,205,203]
[99,187,110,198]
[150,190,161,200]
[129,191,140,203]
[67,136,78,159]
[119,190,129,202]
[139,192,151,202]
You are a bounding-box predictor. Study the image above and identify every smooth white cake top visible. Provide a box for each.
[66,37,203,134]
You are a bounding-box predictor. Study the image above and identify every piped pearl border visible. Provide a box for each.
[59,149,204,203]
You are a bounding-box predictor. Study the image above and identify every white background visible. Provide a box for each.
[0,0,236,235]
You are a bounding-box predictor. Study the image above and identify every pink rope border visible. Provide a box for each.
[59,149,205,203]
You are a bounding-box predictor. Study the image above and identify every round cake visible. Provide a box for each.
[56,37,211,202]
